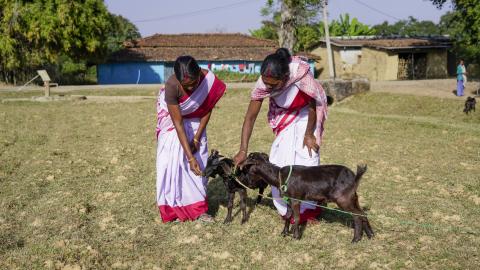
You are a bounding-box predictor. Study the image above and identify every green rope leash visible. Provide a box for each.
[230,165,479,235]
[228,165,479,235]
[231,165,366,217]
[281,165,293,203]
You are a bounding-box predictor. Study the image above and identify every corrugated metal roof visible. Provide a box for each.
[315,36,452,50]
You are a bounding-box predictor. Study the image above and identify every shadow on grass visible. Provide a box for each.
[206,177,277,222]
[207,177,372,232]
[318,205,372,229]
[206,177,227,217]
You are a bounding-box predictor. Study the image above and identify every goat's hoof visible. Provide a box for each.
[351,237,361,243]
[241,218,248,224]
[223,218,233,224]
[281,231,288,237]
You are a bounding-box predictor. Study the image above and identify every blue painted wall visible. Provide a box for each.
[98,60,316,84]
[98,62,164,84]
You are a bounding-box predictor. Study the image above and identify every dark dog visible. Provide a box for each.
[464,96,476,114]
[244,152,373,242]
[203,150,268,224]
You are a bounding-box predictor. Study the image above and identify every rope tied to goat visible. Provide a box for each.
[280,165,293,203]
[229,165,479,236]
[231,165,368,217]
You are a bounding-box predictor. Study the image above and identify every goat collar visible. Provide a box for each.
[280,165,293,197]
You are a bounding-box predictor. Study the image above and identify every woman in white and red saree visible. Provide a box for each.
[233,49,328,224]
[156,56,226,223]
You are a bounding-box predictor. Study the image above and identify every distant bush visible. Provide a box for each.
[213,70,259,82]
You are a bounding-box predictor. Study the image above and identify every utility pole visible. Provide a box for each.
[322,0,335,79]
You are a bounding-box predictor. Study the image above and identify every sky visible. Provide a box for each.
[104,0,454,37]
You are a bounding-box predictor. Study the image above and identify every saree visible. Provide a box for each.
[251,57,328,223]
[156,71,226,222]
[457,65,464,96]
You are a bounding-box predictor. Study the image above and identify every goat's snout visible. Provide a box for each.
[204,151,267,224]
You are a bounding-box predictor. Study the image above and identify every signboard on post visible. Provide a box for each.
[36,70,58,97]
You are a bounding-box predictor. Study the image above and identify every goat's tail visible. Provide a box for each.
[354,164,368,185]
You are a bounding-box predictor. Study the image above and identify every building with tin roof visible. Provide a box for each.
[311,36,454,81]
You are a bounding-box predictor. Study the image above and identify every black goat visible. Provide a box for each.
[203,150,268,224]
[244,152,373,243]
[464,96,476,114]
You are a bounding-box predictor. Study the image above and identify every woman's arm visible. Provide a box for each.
[191,111,212,154]
[233,99,263,166]
[303,99,319,157]
[167,104,202,175]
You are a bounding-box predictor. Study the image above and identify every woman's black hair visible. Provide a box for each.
[275,48,292,63]
[174,55,201,82]
[260,52,290,79]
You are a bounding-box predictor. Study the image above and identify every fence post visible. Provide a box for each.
[45,81,50,97]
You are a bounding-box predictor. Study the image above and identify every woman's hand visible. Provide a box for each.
[188,157,202,176]
[190,137,200,154]
[233,150,247,167]
[303,134,319,157]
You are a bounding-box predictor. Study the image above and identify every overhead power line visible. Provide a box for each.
[352,0,403,21]
[132,0,260,23]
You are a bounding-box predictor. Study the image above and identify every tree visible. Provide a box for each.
[0,0,140,84]
[438,11,462,36]
[326,13,376,36]
[251,6,376,52]
[372,17,441,36]
[257,0,323,52]
[250,20,279,41]
[106,14,141,53]
[430,0,480,63]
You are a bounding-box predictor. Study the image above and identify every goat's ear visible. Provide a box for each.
[211,149,219,156]
[219,161,232,174]
[242,159,257,167]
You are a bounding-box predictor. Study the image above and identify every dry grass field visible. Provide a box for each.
[1,87,479,269]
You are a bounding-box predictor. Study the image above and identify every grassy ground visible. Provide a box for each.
[1,88,479,269]
[0,88,159,99]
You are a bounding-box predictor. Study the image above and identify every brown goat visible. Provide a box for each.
[244,152,373,242]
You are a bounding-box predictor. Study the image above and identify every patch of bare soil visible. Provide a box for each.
[371,79,480,99]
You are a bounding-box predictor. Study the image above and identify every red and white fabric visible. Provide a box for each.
[251,57,328,223]
[156,71,226,222]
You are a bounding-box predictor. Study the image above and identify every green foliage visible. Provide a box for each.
[325,13,377,37]
[249,21,278,40]
[0,0,140,85]
[250,7,376,52]
[430,0,453,8]
[106,14,141,53]
[427,0,480,63]
[252,0,323,51]
[372,17,442,36]
[434,0,480,63]
[295,24,321,51]
[213,70,258,82]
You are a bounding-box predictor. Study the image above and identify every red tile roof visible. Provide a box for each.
[126,33,277,48]
[112,33,279,62]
